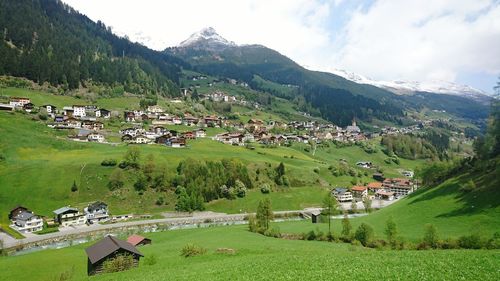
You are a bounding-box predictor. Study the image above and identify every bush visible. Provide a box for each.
[260,184,271,194]
[155,197,164,206]
[264,227,281,238]
[181,244,207,257]
[354,223,374,246]
[458,233,486,249]
[305,230,316,241]
[102,253,135,273]
[101,159,118,166]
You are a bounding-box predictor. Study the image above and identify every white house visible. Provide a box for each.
[73,105,86,117]
[84,202,109,224]
[132,135,151,144]
[53,206,86,227]
[87,132,105,143]
[41,104,57,114]
[332,188,353,202]
[95,109,111,119]
[147,105,164,114]
[351,186,368,199]
[11,211,43,233]
[9,97,31,107]
[195,129,206,138]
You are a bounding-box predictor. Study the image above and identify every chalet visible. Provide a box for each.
[23,102,35,112]
[203,116,220,127]
[127,234,152,246]
[9,206,29,221]
[9,97,31,107]
[132,135,151,144]
[152,126,168,135]
[73,105,86,117]
[53,206,86,227]
[246,119,264,132]
[11,210,43,233]
[155,134,171,145]
[195,128,206,138]
[63,106,74,117]
[124,111,136,122]
[170,137,186,148]
[367,182,383,192]
[82,121,104,131]
[402,170,414,178]
[95,108,111,119]
[332,188,353,202]
[54,115,65,123]
[183,115,199,126]
[84,202,109,224]
[119,127,145,137]
[182,131,195,139]
[140,114,149,121]
[86,236,143,276]
[351,186,368,198]
[40,104,57,114]
[65,118,82,128]
[376,190,395,201]
[87,132,105,143]
[382,178,414,197]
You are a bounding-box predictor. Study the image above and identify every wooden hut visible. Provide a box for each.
[311,210,321,224]
[85,235,143,276]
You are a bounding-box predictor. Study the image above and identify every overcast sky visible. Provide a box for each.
[62,0,500,93]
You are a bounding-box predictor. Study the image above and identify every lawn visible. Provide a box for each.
[0,224,498,281]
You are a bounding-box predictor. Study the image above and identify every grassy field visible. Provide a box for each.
[0,106,432,224]
[1,224,499,281]
[277,166,500,241]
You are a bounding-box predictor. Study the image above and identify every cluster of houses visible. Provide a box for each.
[119,125,206,147]
[8,202,110,234]
[332,177,417,203]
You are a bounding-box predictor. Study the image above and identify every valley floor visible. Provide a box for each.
[1,224,499,281]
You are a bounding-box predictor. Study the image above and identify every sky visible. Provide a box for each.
[62,0,500,94]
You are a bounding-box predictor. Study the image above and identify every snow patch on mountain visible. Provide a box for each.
[179,27,236,48]
[330,68,491,99]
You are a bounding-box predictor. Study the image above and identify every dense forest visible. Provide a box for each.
[380,129,451,160]
[0,0,184,96]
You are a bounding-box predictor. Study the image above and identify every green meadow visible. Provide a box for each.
[1,225,499,281]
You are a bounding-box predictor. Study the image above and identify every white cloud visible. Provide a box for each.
[62,0,499,91]
[329,0,500,82]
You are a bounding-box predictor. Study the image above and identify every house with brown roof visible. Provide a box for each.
[85,235,143,275]
[127,234,152,246]
[351,186,368,199]
[382,178,414,197]
[367,182,383,192]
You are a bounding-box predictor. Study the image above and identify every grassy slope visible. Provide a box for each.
[278,166,500,240]
[1,225,499,281]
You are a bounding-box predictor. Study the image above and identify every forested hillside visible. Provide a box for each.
[0,0,184,96]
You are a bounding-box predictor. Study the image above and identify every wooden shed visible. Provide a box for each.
[311,210,322,224]
[85,235,143,276]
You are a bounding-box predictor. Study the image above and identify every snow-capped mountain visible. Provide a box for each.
[178,27,236,51]
[330,68,492,101]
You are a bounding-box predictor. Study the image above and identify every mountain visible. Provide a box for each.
[0,0,184,96]
[330,68,492,103]
[179,27,236,51]
[167,28,406,126]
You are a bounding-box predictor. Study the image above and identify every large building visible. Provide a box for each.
[10,207,43,233]
[84,201,109,224]
[382,178,415,197]
[332,188,353,202]
[53,206,86,227]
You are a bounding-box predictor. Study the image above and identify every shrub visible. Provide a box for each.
[313,168,320,174]
[458,233,486,249]
[101,159,117,166]
[264,227,281,238]
[248,215,258,233]
[181,244,207,257]
[305,230,316,241]
[487,232,500,249]
[260,184,271,194]
[354,223,374,246]
[423,224,439,249]
[438,238,459,249]
[459,180,476,193]
[155,197,164,206]
[70,180,78,192]
[102,253,135,273]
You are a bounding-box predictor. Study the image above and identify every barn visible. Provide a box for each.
[85,235,143,276]
[127,234,152,246]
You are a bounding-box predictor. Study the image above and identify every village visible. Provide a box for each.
[0,94,436,150]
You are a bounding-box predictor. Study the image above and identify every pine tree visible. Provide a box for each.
[385,216,398,247]
[322,193,337,235]
[341,213,352,238]
[256,199,273,232]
